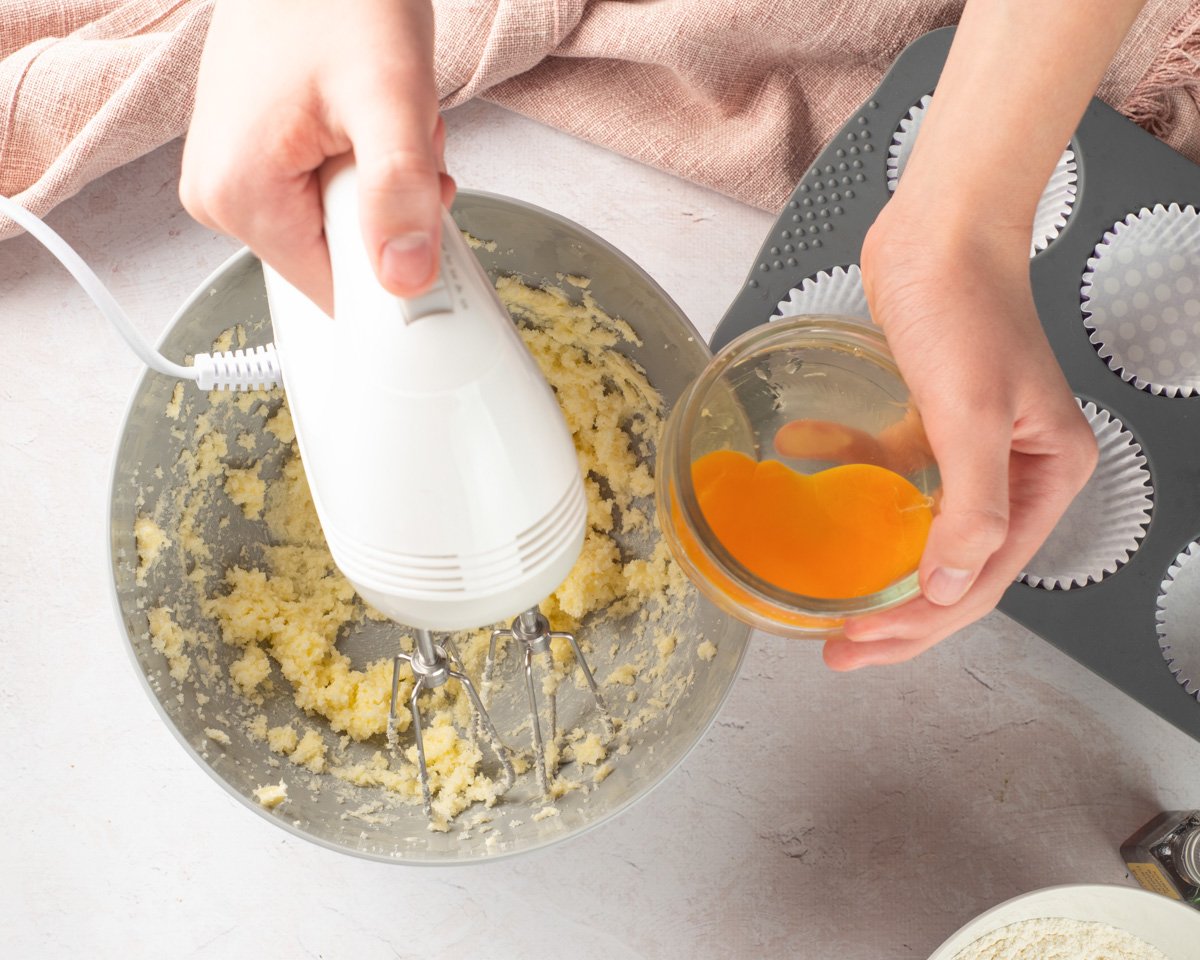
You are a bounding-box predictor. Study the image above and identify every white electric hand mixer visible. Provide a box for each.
[264,161,613,808]
[0,164,614,814]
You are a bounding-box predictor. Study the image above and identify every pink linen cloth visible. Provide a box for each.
[2,0,1200,242]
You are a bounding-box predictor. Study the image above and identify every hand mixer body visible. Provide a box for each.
[263,164,587,632]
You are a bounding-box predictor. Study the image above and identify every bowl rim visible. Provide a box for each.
[105,191,754,866]
[925,882,1200,960]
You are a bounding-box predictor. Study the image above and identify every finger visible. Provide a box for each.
[823,632,947,671]
[875,404,935,474]
[189,179,335,315]
[773,420,887,465]
[918,406,1014,606]
[182,108,339,314]
[834,586,1002,668]
[440,171,457,210]
[247,173,335,315]
[338,80,444,297]
[841,447,1089,656]
[433,114,447,168]
[433,116,457,208]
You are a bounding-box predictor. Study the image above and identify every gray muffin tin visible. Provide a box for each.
[713,27,1200,742]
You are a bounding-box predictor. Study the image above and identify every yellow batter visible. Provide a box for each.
[141,272,710,828]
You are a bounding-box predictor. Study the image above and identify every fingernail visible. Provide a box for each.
[926,566,974,606]
[381,232,433,290]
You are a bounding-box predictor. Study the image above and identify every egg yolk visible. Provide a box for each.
[691,449,933,599]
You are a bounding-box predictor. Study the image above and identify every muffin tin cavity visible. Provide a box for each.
[1017,401,1152,590]
[772,265,870,324]
[1156,541,1200,699]
[886,94,1078,256]
[1081,204,1200,397]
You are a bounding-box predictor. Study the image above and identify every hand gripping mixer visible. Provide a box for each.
[261,161,613,811]
[0,163,613,816]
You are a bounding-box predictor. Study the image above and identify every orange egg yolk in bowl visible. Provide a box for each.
[655,316,940,638]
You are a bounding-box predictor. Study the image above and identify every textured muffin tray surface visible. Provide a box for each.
[715,27,1200,742]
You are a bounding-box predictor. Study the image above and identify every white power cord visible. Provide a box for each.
[0,194,281,391]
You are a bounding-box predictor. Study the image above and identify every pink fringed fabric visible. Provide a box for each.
[0,0,213,238]
[1,0,1199,242]
[1119,0,1200,161]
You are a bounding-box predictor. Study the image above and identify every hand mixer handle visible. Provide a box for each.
[321,161,521,394]
[378,208,464,326]
[263,160,587,632]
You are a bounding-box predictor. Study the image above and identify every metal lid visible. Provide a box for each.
[1178,823,1200,886]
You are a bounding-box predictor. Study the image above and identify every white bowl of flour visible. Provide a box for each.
[927,884,1200,960]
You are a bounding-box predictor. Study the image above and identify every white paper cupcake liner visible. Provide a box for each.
[772,264,871,325]
[885,94,932,187]
[1017,400,1152,590]
[1155,541,1200,699]
[1081,204,1200,398]
[886,94,1077,256]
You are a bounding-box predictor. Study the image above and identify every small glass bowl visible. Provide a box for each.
[656,316,940,638]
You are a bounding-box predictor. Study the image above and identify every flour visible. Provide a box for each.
[951,917,1169,960]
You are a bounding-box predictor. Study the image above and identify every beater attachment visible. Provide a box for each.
[482,608,614,795]
[387,629,514,817]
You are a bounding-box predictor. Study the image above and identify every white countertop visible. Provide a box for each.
[3,100,1198,959]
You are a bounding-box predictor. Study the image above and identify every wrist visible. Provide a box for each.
[864,187,1032,277]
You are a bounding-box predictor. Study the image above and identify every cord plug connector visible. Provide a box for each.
[192,343,282,391]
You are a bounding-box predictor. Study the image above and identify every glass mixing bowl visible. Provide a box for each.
[657,316,941,637]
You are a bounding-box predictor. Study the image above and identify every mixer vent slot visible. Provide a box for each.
[328,481,585,593]
[515,482,588,573]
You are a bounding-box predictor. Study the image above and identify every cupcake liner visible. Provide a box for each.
[1155,541,1200,699]
[772,264,871,325]
[886,94,1077,256]
[884,94,932,188]
[1017,400,1152,590]
[1081,203,1200,398]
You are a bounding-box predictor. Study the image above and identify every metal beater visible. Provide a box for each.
[387,629,514,816]
[482,607,614,795]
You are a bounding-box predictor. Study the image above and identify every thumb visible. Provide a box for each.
[919,410,1012,606]
[341,99,445,297]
